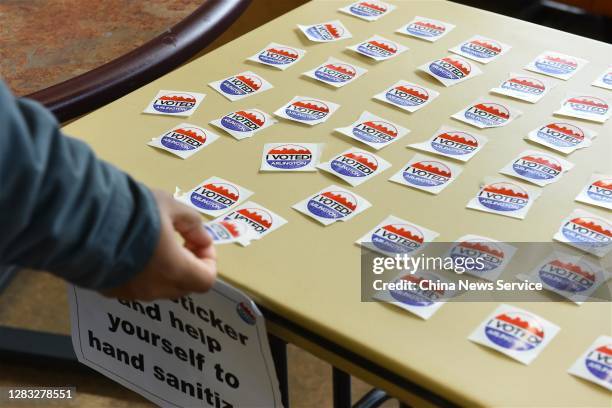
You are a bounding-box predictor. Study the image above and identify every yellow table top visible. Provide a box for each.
[63,1,612,406]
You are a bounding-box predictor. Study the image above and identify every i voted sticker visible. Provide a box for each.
[553,209,612,258]
[500,150,573,187]
[274,96,340,126]
[491,73,555,103]
[303,57,367,88]
[555,94,611,123]
[576,173,612,211]
[204,219,259,246]
[175,176,253,217]
[373,80,439,113]
[293,185,371,226]
[396,16,455,42]
[409,126,487,162]
[568,335,612,391]
[208,71,273,102]
[210,108,276,140]
[298,20,352,42]
[449,35,511,64]
[247,42,306,70]
[338,1,395,21]
[525,121,596,155]
[347,35,408,61]
[220,201,287,241]
[147,123,219,159]
[335,111,409,150]
[260,143,322,172]
[467,178,541,220]
[389,153,463,195]
[525,51,588,80]
[468,304,560,365]
[447,235,517,281]
[357,215,439,256]
[143,90,205,117]
[592,66,612,90]
[317,147,390,186]
[419,56,482,87]
[452,98,522,129]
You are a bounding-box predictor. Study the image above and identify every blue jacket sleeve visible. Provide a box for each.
[0,81,161,290]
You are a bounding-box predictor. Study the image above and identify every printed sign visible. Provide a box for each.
[568,335,612,391]
[210,109,276,140]
[293,185,371,226]
[317,147,390,186]
[555,94,611,123]
[408,126,487,162]
[553,209,612,258]
[466,178,541,220]
[373,80,439,113]
[247,42,306,70]
[525,51,588,80]
[175,176,253,218]
[335,111,409,150]
[209,71,273,102]
[143,90,205,117]
[298,20,352,42]
[499,149,573,187]
[396,16,455,42]
[575,173,612,210]
[525,121,596,155]
[260,143,323,172]
[303,57,367,88]
[347,35,408,61]
[148,123,219,159]
[449,35,511,64]
[274,96,340,126]
[452,98,522,129]
[490,73,555,103]
[357,215,439,256]
[339,1,396,21]
[389,153,463,195]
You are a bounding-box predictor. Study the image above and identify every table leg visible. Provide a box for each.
[269,333,290,408]
[333,367,351,408]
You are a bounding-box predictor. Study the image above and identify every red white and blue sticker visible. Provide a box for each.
[338,1,395,21]
[147,123,219,159]
[335,111,409,150]
[449,35,511,64]
[500,149,573,187]
[303,57,367,88]
[575,173,612,211]
[468,304,560,365]
[203,219,259,246]
[554,209,612,258]
[210,108,276,140]
[220,201,288,241]
[555,94,611,123]
[491,73,555,104]
[260,143,322,172]
[175,176,253,217]
[274,96,340,126]
[396,16,455,42]
[525,51,588,80]
[298,20,352,42]
[293,185,371,226]
[419,56,482,87]
[347,35,408,61]
[373,80,439,113]
[143,90,205,117]
[357,215,439,257]
[467,177,541,219]
[446,235,517,281]
[247,42,306,70]
[389,153,462,195]
[452,98,522,129]
[526,121,596,155]
[592,65,612,90]
[208,71,273,102]
[568,335,612,391]
[317,147,390,186]
[408,125,487,162]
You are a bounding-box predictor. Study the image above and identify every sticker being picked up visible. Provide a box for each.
[408,126,487,162]
[147,123,219,159]
[555,94,611,123]
[452,98,522,129]
[525,121,596,155]
[357,215,439,256]
[553,209,612,258]
[468,304,560,365]
[143,90,205,117]
[221,201,287,240]
[525,51,588,80]
[298,20,352,42]
[317,147,390,186]
[210,109,276,140]
[576,173,612,210]
[208,71,273,102]
[247,42,306,70]
[293,185,371,226]
[592,66,612,90]
[335,111,409,150]
[447,235,517,281]
[490,73,555,103]
[303,57,367,88]
[499,150,573,187]
[260,143,323,172]
[339,1,395,21]
[373,80,439,113]
[449,35,511,64]
[389,153,463,195]
[275,96,340,125]
[347,35,408,61]
[419,56,482,87]
[568,335,612,391]
[396,16,455,42]
[175,176,253,217]
[204,219,259,246]
[466,178,541,220]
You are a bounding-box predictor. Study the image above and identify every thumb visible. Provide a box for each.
[175,248,217,293]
